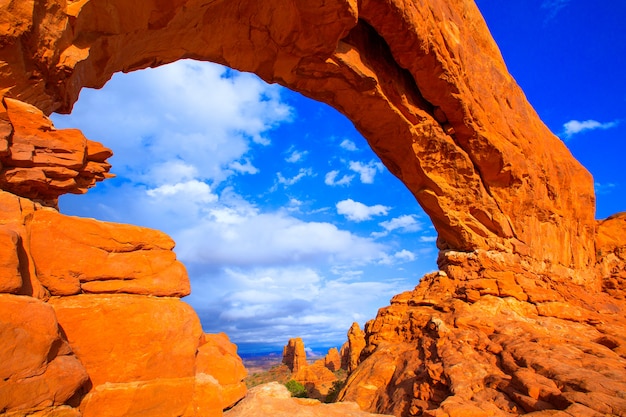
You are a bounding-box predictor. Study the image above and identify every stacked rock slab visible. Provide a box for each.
[1,0,625,416]
[0,185,248,416]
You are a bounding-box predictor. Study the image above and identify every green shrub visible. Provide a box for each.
[285,379,307,398]
[324,379,345,403]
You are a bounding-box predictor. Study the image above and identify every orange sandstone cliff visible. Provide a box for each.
[0,0,625,416]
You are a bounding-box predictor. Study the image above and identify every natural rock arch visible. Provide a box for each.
[1,0,596,284]
[2,1,625,416]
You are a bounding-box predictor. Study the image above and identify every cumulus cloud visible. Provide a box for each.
[146,180,218,203]
[187,265,413,345]
[324,170,354,186]
[285,149,308,163]
[340,139,358,151]
[380,215,423,233]
[561,119,619,139]
[336,199,390,222]
[349,160,384,184]
[53,60,292,186]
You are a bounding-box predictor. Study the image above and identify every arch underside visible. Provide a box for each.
[0,0,596,283]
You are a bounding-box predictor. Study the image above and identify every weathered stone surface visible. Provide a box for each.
[596,212,626,299]
[282,337,307,373]
[0,98,112,206]
[0,190,48,299]
[0,294,88,413]
[346,322,366,373]
[225,382,392,417]
[0,226,22,293]
[339,272,626,416]
[196,333,247,409]
[79,376,223,417]
[48,294,203,387]
[294,360,338,400]
[29,209,190,297]
[324,347,342,372]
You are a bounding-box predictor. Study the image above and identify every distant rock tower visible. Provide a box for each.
[282,337,307,373]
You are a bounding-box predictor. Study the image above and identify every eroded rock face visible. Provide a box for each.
[0,189,246,416]
[596,212,626,299]
[0,98,113,207]
[225,382,392,417]
[339,272,626,416]
[282,337,307,373]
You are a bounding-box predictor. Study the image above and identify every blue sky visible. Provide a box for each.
[51,1,625,353]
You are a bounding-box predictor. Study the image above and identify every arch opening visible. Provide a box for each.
[52,60,439,351]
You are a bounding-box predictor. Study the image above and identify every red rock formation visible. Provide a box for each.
[225,382,392,417]
[339,272,626,416]
[0,98,113,208]
[0,187,247,415]
[29,209,189,297]
[282,337,307,373]
[1,0,626,416]
[0,294,88,414]
[294,361,339,401]
[346,322,366,373]
[324,347,342,372]
[596,212,626,300]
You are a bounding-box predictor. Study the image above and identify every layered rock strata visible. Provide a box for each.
[339,271,626,416]
[0,179,246,416]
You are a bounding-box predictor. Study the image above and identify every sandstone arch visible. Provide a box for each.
[0,0,596,284]
[2,1,625,416]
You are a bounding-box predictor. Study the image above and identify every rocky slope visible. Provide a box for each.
[225,382,392,417]
[1,0,625,416]
[338,272,626,416]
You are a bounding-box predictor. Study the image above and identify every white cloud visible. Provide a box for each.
[336,199,390,222]
[380,215,423,232]
[229,159,259,175]
[340,139,358,151]
[561,119,619,139]
[285,149,308,163]
[146,180,218,203]
[379,249,416,265]
[349,160,384,184]
[372,215,423,238]
[325,170,354,186]
[275,168,313,188]
[186,265,413,345]
[594,182,617,195]
[52,60,293,186]
[175,204,387,267]
[145,160,198,185]
[419,235,438,243]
